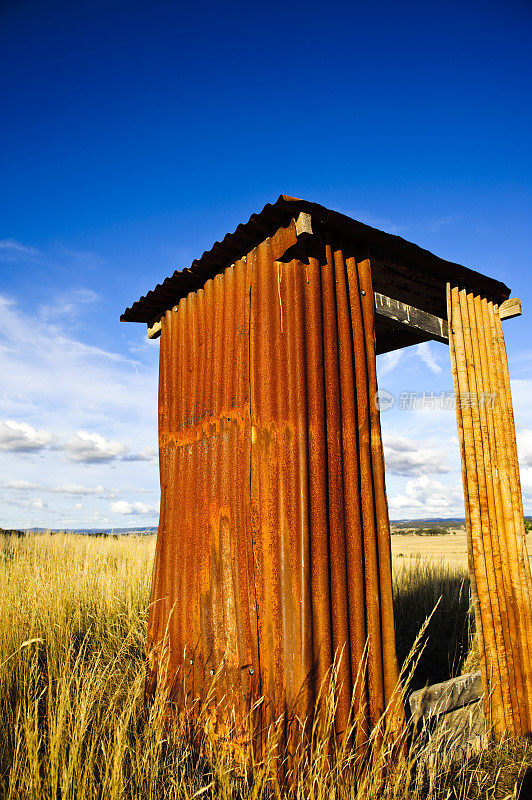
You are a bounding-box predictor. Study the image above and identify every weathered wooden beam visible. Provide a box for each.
[409,672,486,748]
[374,292,449,344]
[499,296,522,321]
[147,317,163,339]
[147,292,448,342]
[409,671,483,722]
[147,290,521,344]
[375,294,522,347]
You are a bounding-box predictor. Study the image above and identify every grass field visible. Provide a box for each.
[391,531,532,568]
[0,532,530,799]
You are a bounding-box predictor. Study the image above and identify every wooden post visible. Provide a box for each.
[447,285,532,737]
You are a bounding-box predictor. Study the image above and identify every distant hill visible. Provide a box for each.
[10,522,466,536]
[4,517,531,537]
[22,527,158,536]
[391,517,465,529]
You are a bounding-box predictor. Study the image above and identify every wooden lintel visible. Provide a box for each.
[146,290,520,344]
[499,297,522,321]
[147,318,163,339]
[374,292,449,344]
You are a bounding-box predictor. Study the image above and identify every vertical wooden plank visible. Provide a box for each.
[448,284,532,736]
[449,286,506,736]
[472,295,525,733]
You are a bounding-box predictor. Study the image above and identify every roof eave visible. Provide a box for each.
[121,195,511,324]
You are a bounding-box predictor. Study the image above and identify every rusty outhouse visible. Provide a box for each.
[122,195,532,747]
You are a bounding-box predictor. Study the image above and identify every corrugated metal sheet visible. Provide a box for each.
[147,245,259,746]
[147,218,404,759]
[121,195,510,325]
[448,286,532,737]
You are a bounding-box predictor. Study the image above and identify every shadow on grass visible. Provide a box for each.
[393,557,472,691]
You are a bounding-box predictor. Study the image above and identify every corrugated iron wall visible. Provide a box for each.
[447,285,532,737]
[147,243,259,740]
[249,232,403,747]
[147,218,404,756]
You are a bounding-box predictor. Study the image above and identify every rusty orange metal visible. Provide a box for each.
[144,216,405,760]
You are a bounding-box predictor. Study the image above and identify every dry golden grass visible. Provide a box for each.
[0,532,530,799]
[391,532,532,569]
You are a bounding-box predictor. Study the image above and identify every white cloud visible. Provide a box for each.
[0,240,40,261]
[122,446,158,463]
[389,475,462,516]
[0,291,159,528]
[1,480,116,496]
[0,420,55,452]
[59,432,157,464]
[521,467,532,491]
[53,482,107,495]
[378,350,404,377]
[517,429,532,468]
[0,294,156,425]
[2,480,37,490]
[5,495,48,511]
[520,467,532,508]
[0,418,156,466]
[383,433,449,476]
[415,342,443,374]
[39,288,99,321]
[110,500,158,516]
[62,431,129,463]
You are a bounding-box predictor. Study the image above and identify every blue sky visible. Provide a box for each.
[1,0,531,528]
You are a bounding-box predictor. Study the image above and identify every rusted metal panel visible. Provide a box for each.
[146,218,405,759]
[448,285,532,737]
[147,254,259,742]
[248,231,405,748]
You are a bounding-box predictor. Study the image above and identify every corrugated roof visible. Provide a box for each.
[121,195,510,324]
